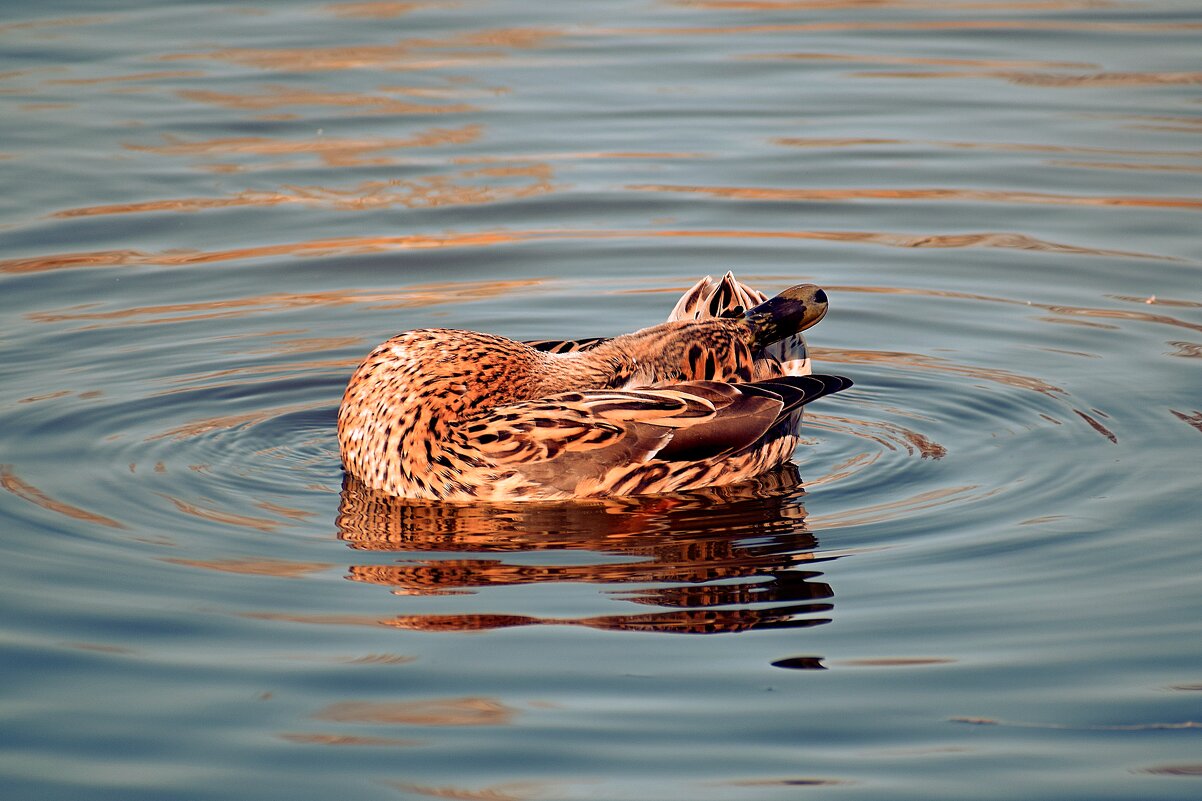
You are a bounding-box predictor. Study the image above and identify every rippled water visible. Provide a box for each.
[2,1,1201,799]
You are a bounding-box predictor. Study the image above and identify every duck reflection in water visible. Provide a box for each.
[335,465,836,635]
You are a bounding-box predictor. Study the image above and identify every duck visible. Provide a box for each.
[338,273,852,501]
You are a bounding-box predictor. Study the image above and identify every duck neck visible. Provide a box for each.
[585,318,757,386]
[542,343,640,391]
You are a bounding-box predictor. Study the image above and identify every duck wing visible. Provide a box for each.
[524,337,609,354]
[454,376,849,494]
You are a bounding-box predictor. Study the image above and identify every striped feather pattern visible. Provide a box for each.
[338,276,850,500]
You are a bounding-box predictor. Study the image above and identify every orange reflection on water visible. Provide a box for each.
[375,606,832,635]
[160,27,558,73]
[1037,303,1202,334]
[162,44,423,72]
[163,558,333,577]
[804,412,947,460]
[455,150,705,163]
[50,166,558,218]
[158,494,286,533]
[769,138,1202,176]
[125,124,483,167]
[327,471,836,635]
[1114,295,1202,310]
[0,464,126,530]
[1039,316,1116,330]
[147,402,325,441]
[51,192,303,218]
[314,697,516,726]
[0,15,112,35]
[605,19,1202,36]
[1120,114,1202,135]
[1048,160,1202,174]
[806,485,982,529]
[750,51,1095,70]
[256,500,318,521]
[234,336,364,357]
[324,1,423,18]
[144,358,336,390]
[858,69,1202,88]
[178,86,475,114]
[337,472,810,551]
[419,28,561,49]
[801,450,881,487]
[45,70,205,85]
[773,136,1202,164]
[627,183,1202,211]
[31,280,545,328]
[3,225,1169,277]
[18,102,74,112]
[277,732,422,747]
[248,606,833,636]
[384,780,549,801]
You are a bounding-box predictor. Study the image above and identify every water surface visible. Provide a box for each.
[2,1,1201,799]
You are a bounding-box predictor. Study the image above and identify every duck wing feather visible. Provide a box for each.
[524,337,609,354]
[452,381,804,493]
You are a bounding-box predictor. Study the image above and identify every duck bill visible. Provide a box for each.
[796,297,828,331]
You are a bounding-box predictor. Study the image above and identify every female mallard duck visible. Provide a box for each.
[338,274,851,501]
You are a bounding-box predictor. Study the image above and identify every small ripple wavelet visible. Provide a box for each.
[787,285,1138,535]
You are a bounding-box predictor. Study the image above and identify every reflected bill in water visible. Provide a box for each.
[335,468,836,635]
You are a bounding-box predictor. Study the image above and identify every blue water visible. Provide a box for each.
[2,1,1200,799]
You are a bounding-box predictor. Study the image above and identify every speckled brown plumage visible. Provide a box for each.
[338,274,852,500]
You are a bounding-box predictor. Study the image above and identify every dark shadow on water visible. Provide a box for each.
[334,467,836,635]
